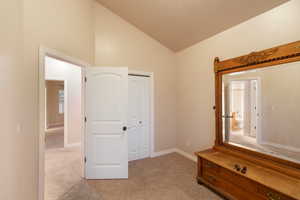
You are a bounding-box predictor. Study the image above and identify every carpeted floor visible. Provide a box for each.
[45,144,223,200]
[45,146,83,200]
[45,127,64,149]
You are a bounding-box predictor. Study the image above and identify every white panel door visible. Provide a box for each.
[128,76,150,161]
[85,67,128,179]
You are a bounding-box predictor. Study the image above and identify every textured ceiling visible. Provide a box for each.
[96,0,289,52]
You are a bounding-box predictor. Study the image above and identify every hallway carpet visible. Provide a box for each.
[45,127,64,149]
[46,147,223,200]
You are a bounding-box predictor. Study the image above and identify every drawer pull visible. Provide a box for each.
[241,166,247,174]
[267,192,281,200]
[234,164,241,171]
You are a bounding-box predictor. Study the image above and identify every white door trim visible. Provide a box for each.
[38,46,88,200]
[128,70,155,158]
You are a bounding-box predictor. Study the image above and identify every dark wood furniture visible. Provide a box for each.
[196,41,300,200]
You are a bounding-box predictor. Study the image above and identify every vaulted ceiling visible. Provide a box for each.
[96,0,289,52]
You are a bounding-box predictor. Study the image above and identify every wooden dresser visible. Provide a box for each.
[196,149,300,200]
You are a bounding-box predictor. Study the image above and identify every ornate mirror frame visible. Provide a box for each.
[213,40,300,175]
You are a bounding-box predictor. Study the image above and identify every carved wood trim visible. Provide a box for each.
[234,47,278,65]
[214,40,300,73]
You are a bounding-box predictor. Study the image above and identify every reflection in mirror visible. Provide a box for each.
[222,62,300,163]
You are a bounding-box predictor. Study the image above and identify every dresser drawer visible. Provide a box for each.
[203,171,263,200]
[203,171,219,185]
[203,159,220,174]
[196,151,300,200]
[257,185,295,200]
[203,159,257,194]
[219,166,257,194]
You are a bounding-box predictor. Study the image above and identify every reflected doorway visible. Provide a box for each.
[224,78,261,145]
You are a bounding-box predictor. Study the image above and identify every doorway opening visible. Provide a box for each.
[44,56,83,200]
[39,47,86,200]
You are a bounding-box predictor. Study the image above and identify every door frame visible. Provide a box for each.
[227,77,262,144]
[128,70,155,158]
[45,79,68,148]
[38,46,88,200]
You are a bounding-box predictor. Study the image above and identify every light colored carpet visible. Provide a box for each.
[45,146,83,200]
[45,146,223,200]
[45,127,64,149]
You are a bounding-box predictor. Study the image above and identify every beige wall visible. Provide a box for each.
[46,81,64,128]
[4,1,176,199]
[94,3,178,151]
[176,0,300,156]
[22,0,94,199]
[0,1,24,199]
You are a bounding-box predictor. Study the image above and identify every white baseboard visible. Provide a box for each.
[151,148,176,158]
[150,148,197,162]
[174,148,197,162]
[65,143,81,148]
[261,141,300,152]
[47,123,64,129]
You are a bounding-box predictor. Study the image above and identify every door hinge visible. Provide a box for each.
[85,117,87,123]
[85,77,87,82]
[84,157,87,163]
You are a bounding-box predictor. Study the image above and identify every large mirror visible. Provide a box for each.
[222,61,300,163]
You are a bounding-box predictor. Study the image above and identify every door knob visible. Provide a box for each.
[122,126,127,131]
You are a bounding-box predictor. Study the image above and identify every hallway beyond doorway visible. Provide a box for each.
[45,127,64,149]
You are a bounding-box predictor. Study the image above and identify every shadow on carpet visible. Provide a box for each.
[57,180,101,200]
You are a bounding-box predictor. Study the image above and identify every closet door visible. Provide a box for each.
[128,76,150,161]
